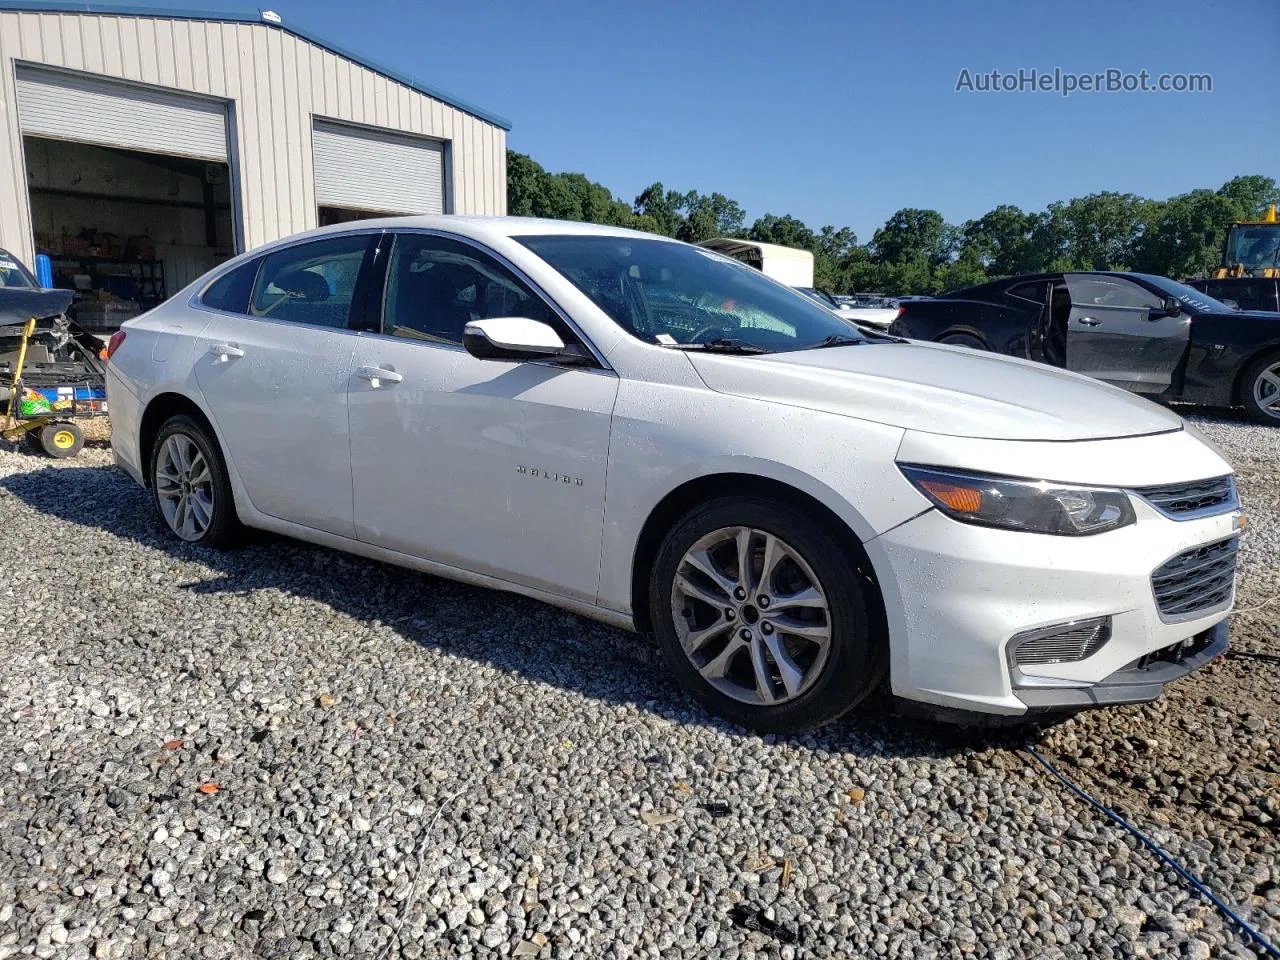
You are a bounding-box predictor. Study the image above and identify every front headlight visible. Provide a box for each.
[898,465,1136,536]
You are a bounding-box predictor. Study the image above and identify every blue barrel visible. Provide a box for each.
[35,252,53,288]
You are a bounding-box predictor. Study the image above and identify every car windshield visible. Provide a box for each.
[1138,274,1234,313]
[796,287,840,309]
[0,251,35,288]
[516,235,865,352]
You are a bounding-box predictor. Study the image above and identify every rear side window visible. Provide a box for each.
[1007,281,1047,304]
[249,235,373,328]
[200,259,260,314]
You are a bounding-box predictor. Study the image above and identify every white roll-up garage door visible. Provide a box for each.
[15,66,229,162]
[312,120,445,215]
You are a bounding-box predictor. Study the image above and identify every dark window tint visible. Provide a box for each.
[200,259,260,313]
[1007,281,1047,304]
[1064,276,1160,310]
[250,235,372,328]
[383,234,555,346]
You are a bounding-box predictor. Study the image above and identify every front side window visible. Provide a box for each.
[1064,276,1160,310]
[516,235,865,352]
[382,234,556,346]
[249,235,373,328]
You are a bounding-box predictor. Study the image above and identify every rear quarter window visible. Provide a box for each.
[200,259,260,314]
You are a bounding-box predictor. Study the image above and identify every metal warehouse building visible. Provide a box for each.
[0,1,509,326]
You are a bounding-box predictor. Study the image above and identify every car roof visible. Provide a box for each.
[939,270,1172,299]
[288,216,675,244]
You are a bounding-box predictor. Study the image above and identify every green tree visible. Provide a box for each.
[747,213,817,251]
[1058,192,1155,270]
[961,204,1033,275]
[1135,189,1243,279]
[633,182,684,237]
[1216,175,1280,218]
[871,209,946,264]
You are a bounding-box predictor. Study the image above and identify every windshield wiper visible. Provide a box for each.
[660,337,769,355]
[810,334,865,349]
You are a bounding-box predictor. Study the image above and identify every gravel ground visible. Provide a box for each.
[0,415,1276,960]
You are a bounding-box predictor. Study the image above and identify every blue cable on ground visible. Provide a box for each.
[1024,744,1280,958]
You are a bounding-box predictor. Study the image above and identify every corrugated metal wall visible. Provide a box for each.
[0,10,508,267]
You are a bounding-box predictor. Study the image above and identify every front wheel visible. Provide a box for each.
[1241,352,1280,424]
[649,496,884,733]
[150,415,242,547]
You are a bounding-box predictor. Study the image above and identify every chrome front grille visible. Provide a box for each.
[1135,476,1237,519]
[1012,618,1112,666]
[1151,538,1238,621]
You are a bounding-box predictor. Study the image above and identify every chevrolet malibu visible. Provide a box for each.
[104,217,1244,732]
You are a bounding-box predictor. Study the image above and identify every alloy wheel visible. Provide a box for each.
[670,526,833,706]
[1252,362,1280,420]
[155,433,215,541]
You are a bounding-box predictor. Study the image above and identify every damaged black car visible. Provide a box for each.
[890,271,1280,423]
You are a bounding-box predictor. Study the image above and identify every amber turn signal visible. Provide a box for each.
[918,479,983,514]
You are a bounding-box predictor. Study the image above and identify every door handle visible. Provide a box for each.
[208,342,245,361]
[356,365,404,388]
[1076,317,1102,327]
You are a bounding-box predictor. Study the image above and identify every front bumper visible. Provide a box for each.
[1014,620,1227,712]
[864,493,1242,716]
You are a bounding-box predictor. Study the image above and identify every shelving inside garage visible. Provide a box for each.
[25,137,234,330]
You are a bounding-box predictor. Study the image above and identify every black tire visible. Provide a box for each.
[20,430,45,456]
[938,333,987,351]
[38,421,84,458]
[649,496,885,733]
[1239,351,1280,425]
[149,414,243,548]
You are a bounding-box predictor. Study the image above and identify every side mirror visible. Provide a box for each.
[463,316,569,362]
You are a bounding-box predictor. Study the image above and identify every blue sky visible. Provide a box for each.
[135,0,1277,240]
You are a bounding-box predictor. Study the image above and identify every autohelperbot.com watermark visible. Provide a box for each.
[955,68,1212,97]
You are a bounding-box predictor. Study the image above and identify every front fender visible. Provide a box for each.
[595,378,917,615]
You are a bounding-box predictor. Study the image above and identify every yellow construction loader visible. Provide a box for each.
[1218,204,1279,279]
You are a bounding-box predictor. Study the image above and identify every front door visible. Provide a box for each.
[1063,275,1191,393]
[193,233,378,537]
[347,232,618,602]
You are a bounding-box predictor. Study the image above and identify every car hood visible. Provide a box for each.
[0,288,74,327]
[687,341,1185,441]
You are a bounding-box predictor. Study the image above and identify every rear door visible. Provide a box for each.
[193,232,379,537]
[1063,275,1190,393]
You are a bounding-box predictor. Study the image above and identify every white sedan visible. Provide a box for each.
[105,217,1244,732]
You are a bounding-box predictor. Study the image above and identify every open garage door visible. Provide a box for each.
[313,120,445,221]
[16,67,236,330]
[16,66,229,162]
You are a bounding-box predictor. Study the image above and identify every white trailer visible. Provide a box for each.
[696,238,814,288]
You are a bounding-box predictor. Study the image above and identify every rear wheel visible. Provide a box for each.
[938,333,987,351]
[649,496,884,733]
[1241,352,1280,424]
[150,415,242,547]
